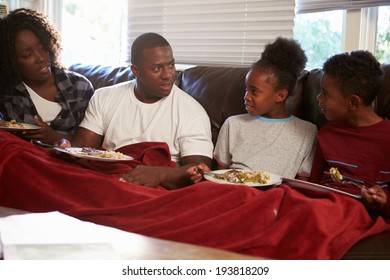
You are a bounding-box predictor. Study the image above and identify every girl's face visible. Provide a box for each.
[317,73,351,121]
[244,67,282,117]
[14,29,52,83]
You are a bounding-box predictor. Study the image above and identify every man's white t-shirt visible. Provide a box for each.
[80,80,213,164]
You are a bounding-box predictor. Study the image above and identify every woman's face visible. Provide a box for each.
[14,29,52,83]
[244,67,280,117]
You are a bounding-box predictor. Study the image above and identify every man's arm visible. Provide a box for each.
[59,127,104,148]
[120,155,212,190]
[181,155,212,167]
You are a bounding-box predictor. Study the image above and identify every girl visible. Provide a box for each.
[189,37,317,181]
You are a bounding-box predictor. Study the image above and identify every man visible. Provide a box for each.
[61,33,213,189]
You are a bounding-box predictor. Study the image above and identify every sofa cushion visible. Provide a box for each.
[342,231,390,260]
[69,64,135,90]
[300,68,328,129]
[375,64,390,120]
[180,66,249,144]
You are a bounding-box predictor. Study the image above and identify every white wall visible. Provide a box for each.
[9,0,62,30]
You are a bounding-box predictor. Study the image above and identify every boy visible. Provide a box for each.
[310,50,390,218]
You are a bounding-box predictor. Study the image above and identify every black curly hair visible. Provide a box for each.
[253,37,307,96]
[0,8,63,89]
[131,32,171,65]
[323,50,383,106]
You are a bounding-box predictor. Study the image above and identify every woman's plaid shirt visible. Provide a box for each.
[0,67,94,136]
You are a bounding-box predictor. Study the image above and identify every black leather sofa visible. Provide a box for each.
[69,63,390,259]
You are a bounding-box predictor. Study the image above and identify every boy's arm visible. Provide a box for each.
[379,188,390,218]
[309,142,327,183]
[380,188,390,218]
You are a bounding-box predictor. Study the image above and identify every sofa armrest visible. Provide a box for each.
[342,231,390,259]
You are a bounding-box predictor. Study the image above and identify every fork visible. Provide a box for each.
[329,167,367,190]
[194,168,219,176]
[338,179,367,190]
[330,172,367,190]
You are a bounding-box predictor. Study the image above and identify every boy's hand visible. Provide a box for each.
[361,185,387,210]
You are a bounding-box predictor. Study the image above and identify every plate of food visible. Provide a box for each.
[53,147,133,162]
[203,169,282,187]
[0,119,41,131]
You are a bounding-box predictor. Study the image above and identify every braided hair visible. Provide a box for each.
[0,8,63,89]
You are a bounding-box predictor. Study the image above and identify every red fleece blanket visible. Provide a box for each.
[1,130,389,260]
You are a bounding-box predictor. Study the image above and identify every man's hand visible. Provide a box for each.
[120,164,201,189]
[186,163,211,184]
[120,166,165,188]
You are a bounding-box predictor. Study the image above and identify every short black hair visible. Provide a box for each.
[253,37,307,96]
[130,32,171,65]
[0,8,62,89]
[323,50,383,105]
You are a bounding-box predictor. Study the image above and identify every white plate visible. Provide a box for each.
[204,169,282,187]
[53,147,133,162]
[0,122,41,131]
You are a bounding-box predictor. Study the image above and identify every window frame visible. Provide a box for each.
[12,0,388,68]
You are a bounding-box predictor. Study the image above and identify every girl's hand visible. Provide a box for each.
[361,185,387,210]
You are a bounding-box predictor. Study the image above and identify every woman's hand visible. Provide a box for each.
[54,138,71,148]
[361,185,387,210]
[22,115,67,144]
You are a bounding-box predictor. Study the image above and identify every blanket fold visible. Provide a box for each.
[0,130,389,259]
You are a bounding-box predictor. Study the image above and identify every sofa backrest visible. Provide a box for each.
[69,63,390,145]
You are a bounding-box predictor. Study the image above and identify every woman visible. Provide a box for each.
[0,8,94,144]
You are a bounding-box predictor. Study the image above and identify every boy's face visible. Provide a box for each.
[317,73,351,121]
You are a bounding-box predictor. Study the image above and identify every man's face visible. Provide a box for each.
[14,29,52,84]
[132,46,176,103]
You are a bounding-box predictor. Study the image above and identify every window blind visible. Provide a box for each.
[127,0,295,67]
[296,0,390,13]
